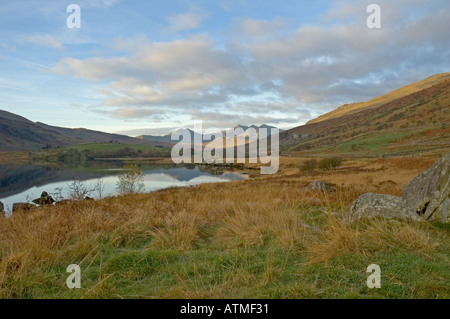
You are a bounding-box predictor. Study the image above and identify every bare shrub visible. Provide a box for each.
[301,159,317,172]
[116,164,145,195]
[318,157,343,170]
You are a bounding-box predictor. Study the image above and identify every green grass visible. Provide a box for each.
[287,131,413,155]
[337,132,412,153]
[29,142,171,167]
[2,207,448,299]
[9,238,449,299]
[66,142,169,154]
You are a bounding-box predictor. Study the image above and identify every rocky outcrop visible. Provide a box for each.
[346,193,420,221]
[32,191,55,206]
[306,180,334,192]
[346,154,449,222]
[401,154,449,221]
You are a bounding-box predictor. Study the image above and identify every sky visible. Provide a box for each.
[0,0,449,136]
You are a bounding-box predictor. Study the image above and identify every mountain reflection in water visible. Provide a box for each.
[0,163,247,213]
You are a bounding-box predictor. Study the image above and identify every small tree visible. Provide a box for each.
[116,164,145,195]
[94,179,105,199]
[67,179,96,200]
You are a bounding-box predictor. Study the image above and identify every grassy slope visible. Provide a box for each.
[0,156,448,299]
[30,142,171,163]
[0,142,172,167]
[308,72,450,124]
[65,142,168,153]
[282,76,450,157]
[0,109,171,152]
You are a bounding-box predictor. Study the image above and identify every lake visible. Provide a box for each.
[0,162,248,214]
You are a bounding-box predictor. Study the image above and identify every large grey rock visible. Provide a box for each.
[401,154,449,221]
[32,191,55,206]
[306,180,334,192]
[347,193,420,221]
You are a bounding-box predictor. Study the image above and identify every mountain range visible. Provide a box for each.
[137,124,281,146]
[0,110,171,151]
[1,72,448,156]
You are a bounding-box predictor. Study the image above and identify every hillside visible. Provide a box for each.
[308,73,450,124]
[282,73,450,157]
[138,129,203,145]
[0,110,171,151]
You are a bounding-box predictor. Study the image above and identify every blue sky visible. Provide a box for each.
[1,0,449,135]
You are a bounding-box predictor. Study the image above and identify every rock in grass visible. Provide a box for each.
[401,154,449,222]
[32,191,55,206]
[347,193,420,221]
[306,180,334,192]
[0,201,4,216]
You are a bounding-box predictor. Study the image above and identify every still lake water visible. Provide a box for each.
[0,162,247,213]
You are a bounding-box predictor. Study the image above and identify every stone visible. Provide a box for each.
[0,201,4,216]
[306,180,334,192]
[12,202,36,213]
[346,193,420,221]
[32,191,55,206]
[401,154,449,221]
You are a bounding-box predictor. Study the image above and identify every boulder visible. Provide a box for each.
[306,180,334,192]
[12,202,36,213]
[0,201,4,216]
[346,193,420,221]
[401,154,449,221]
[32,191,55,206]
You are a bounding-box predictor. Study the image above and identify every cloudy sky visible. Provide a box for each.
[1,0,449,135]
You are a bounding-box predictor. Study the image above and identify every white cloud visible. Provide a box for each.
[79,0,121,9]
[167,11,207,32]
[21,34,63,49]
[238,19,286,37]
[52,0,450,128]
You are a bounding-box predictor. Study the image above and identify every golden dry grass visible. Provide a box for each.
[0,155,448,298]
[0,156,440,258]
[305,216,440,265]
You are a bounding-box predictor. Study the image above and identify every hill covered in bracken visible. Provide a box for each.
[281,73,450,157]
